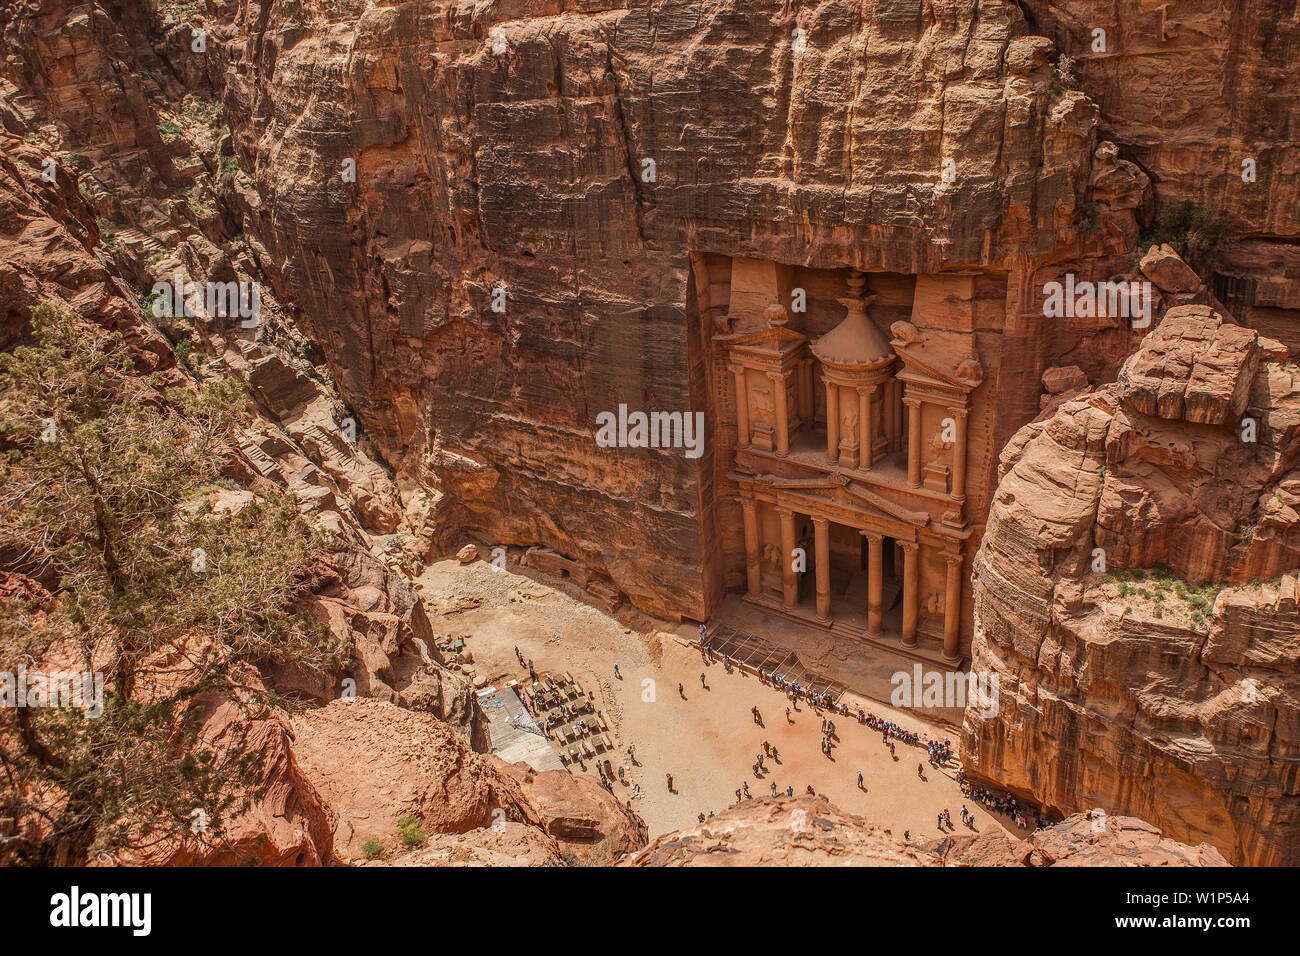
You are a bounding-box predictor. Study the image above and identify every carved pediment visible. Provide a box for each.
[890,321,983,391]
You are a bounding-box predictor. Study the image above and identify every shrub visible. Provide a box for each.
[396,815,427,846]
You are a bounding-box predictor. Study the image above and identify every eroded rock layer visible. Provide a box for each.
[963,306,1300,866]
[623,796,1228,866]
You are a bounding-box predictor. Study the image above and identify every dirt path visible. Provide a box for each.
[415,556,1026,844]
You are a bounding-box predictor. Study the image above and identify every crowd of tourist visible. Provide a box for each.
[509,634,1044,837]
[957,769,1038,830]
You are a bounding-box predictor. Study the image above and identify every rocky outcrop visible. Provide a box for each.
[494,759,648,864]
[381,823,565,867]
[963,305,1300,865]
[156,699,337,867]
[290,698,646,865]
[622,796,1227,866]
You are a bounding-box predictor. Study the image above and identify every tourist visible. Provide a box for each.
[735,788,742,803]
[770,782,777,797]
[666,773,673,791]
[763,740,771,756]
[742,782,750,798]
[786,786,794,797]
[806,785,815,796]
[700,672,707,688]
[918,762,924,779]
[771,746,779,762]
[678,682,685,699]
[614,663,620,679]
[785,706,792,723]
[857,771,864,790]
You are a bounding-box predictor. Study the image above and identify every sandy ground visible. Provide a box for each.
[415,555,1026,844]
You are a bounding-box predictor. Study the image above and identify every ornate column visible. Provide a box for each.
[813,517,831,623]
[741,497,761,597]
[730,365,750,448]
[863,531,883,636]
[778,507,798,610]
[796,360,809,426]
[904,396,922,488]
[949,406,968,501]
[889,380,901,452]
[858,386,872,469]
[900,540,919,647]
[824,378,839,464]
[803,358,815,427]
[943,551,964,662]
[768,371,790,456]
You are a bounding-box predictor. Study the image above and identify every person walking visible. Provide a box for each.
[666,773,673,792]
[614,663,621,679]
[857,771,864,790]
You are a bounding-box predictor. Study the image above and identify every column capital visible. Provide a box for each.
[902,395,922,409]
[775,506,795,519]
[898,539,919,553]
[727,363,746,376]
[946,405,969,420]
[860,529,883,544]
[944,551,964,567]
[811,515,829,530]
[766,369,785,382]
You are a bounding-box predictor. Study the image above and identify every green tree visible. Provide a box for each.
[0,305,348,864]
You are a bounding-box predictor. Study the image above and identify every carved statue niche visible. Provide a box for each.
[750,384,774,426]
[842,400,859,433]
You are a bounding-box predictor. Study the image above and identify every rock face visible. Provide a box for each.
[622,796,1228,866]
[963,306,1300,866]
[213,0,1171,620]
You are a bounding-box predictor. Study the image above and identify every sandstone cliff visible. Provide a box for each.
[964,304,1300,866]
